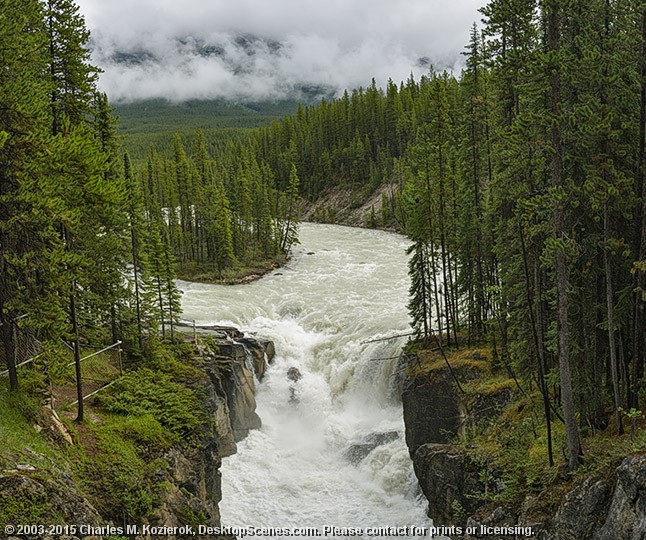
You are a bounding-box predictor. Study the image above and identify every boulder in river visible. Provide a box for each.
[287,367,302,382]
[344,431,400,464]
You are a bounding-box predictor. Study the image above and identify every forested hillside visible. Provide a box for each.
[0,0,299,396]
[165,0,645,474]
[115,99,300,135]
[115,99,299,168]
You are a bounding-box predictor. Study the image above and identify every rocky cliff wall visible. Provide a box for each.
[400,351,646,540]
[1,328,273,540]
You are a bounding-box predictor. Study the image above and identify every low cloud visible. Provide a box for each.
[78,0,485,103]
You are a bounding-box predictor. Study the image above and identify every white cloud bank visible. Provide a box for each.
[76,0,485,103]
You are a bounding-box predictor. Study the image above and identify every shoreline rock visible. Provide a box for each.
[1,327,274,540]
[400,349,646,539]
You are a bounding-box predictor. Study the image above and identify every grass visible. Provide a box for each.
[0,339,218,525]
[404,344,492,379]
[463,375,517,396]
[78,414,172,520]
[94,367,206,437]
[408,340,646,517]
[0,381,70,524]
[0,382,56,467]
[176,255,286,284]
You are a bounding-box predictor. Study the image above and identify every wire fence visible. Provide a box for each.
[50,341,123,409]
[1,315,122,412]
[0,315,44,377]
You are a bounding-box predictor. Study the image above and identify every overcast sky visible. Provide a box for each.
[76,0,486,103]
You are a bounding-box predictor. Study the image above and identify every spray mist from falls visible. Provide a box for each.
[179,223,430,537]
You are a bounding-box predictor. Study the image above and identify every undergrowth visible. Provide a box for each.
[176,255,285,284]
[82,346,212,520]
[411,342,646,510]
[1,339,215,524]
[95,368,205,437]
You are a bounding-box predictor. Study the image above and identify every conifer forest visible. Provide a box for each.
[1,0,645,524]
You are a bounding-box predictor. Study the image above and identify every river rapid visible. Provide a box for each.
[179,223,432,539]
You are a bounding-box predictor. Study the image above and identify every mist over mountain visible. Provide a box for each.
[89,31,454,104]
[90,32,343,103]
[79,0,484,104]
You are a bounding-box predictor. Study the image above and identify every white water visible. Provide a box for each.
[179,223,432,539]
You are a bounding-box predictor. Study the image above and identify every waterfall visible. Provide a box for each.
[179,223,433,539]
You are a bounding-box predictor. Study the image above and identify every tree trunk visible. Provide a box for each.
[520,226,554,466]
[0,124,18,390]
[71,291,84,423]
[0,304,18,391]
[131,227,143,351]
[547,0,582,471]
[632,4,646,409]
[604,203,624,434]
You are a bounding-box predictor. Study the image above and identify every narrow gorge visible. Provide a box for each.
[179,223,430,537]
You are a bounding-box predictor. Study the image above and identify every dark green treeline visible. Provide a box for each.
[0,0,302,399]
[0,0,183,397]
[211,0,645,472]
[138,131,300,277]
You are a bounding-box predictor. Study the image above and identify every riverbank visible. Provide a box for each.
[399,341,646,538]
[0,331,273,539]
[301,183,402,232]
[176,255,288,285]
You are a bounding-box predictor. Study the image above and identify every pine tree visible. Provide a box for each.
[543,0,582,471]
[0,0,50,390]
[45,0,98,134]
[279,164,301,254]
[407,241,432,339]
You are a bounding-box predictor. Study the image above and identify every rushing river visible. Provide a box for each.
[179,223,432,539]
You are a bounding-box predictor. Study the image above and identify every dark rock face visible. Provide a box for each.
[401,373,461,456]
[456,454,645,540]
[344,431,400,464]
[192,324,244,339]
[239,337,269,380]
[287,366,302,382]
[201,336,273,443]
[529,456,646,539]
[262,340,276,364]
[286,367,303,402]
[413,443,485,527]
[151,438,224,531]
[401,362,486,456]
[401,352,646,539]
[592,456,646,540]
[0,473,103,538]
[539,477,611,540]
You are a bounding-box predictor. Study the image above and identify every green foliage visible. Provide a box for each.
[460,393,566,502]
[87,420,167,520]
[116,99,299,136]
[0,478,50,524]
[108,414,178,450]
[97,368,204,437]
[134,130,296,286]
[0,384,53,466]
[176,506,209,528]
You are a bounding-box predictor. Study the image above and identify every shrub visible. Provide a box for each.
[96,368,204,437]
